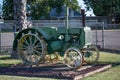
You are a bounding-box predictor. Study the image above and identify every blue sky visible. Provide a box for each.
[0,0,2,4]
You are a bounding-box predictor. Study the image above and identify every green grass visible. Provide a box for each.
[0,75,57,80]
[0,55,22,67]
[98,52,120,64]
[82,52,120,80]
[0,52,120,80]
[83,65,120,80]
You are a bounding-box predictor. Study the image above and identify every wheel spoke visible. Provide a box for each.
[19,43,28,49]
[29,36,32,45]
[69,61,75,66]
[22,45,28,49]
[32,37,38,46]
[20,45,28,50]
[32,52,39,62]
[24,38,30,46]
[35,43,42,48]
[34,49,42,56]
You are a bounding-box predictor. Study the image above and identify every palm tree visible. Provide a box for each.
[14,0,27,31]
[11,0,27,58]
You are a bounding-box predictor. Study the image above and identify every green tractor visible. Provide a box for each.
[12,8,99,69]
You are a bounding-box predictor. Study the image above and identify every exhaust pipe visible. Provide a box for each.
[81,9,85,27]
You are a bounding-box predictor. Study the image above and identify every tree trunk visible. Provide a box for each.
[11,0,27,59]
[14,0,27,31]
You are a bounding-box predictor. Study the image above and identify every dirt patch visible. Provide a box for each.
[0,63,111,80]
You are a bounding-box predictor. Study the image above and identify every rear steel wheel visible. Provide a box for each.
[83,45,99,64]
[64,47,83,69]
[17,31,46,65]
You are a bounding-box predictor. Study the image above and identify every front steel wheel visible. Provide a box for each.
[64,47,83,69]
[17,31,46,65]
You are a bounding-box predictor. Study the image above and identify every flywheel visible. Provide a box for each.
[17,30,46,65]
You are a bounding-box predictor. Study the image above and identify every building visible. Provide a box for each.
[49,6,81,18]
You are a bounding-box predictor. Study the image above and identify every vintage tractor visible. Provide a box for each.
[13,8,99,69]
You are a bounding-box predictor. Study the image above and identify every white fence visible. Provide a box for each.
[2,20,98,29]
[32,20,98,27]
[0,20,120,54]
[2,20,120,29]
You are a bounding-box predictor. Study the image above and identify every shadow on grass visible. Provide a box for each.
[98,61,120,67]
[0,56,12,60]
[99,48,120,54]
[0,56,21,67]
[0,64,13,67]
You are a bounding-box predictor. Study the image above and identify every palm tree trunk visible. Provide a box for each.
[11,0,27,58]
[14,0,27,31]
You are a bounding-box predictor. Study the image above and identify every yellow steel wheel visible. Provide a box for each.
[83,45,99,64]
[17,31,46,65]
[64,47,83,69]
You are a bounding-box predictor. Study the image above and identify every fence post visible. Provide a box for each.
[0,24,1,53]
[102,22,105,49]
[95,24,98,46]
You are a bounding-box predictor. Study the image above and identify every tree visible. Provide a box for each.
[27,0,80,19]
[49,0,80,13]
[65,0,80,10]
[2,0,14,20]
[83,0,120,16]
[11,0,27,59]
[3,0,80,20]
[28,0,51,19]
[14,0,27,31]
[83,0,120,23]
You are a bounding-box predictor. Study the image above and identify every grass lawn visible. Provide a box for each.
[83,65,120,80]
[0,75,57,80]
[0,51,120,80]
[83,52,120,80]
[0,55,22,67]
